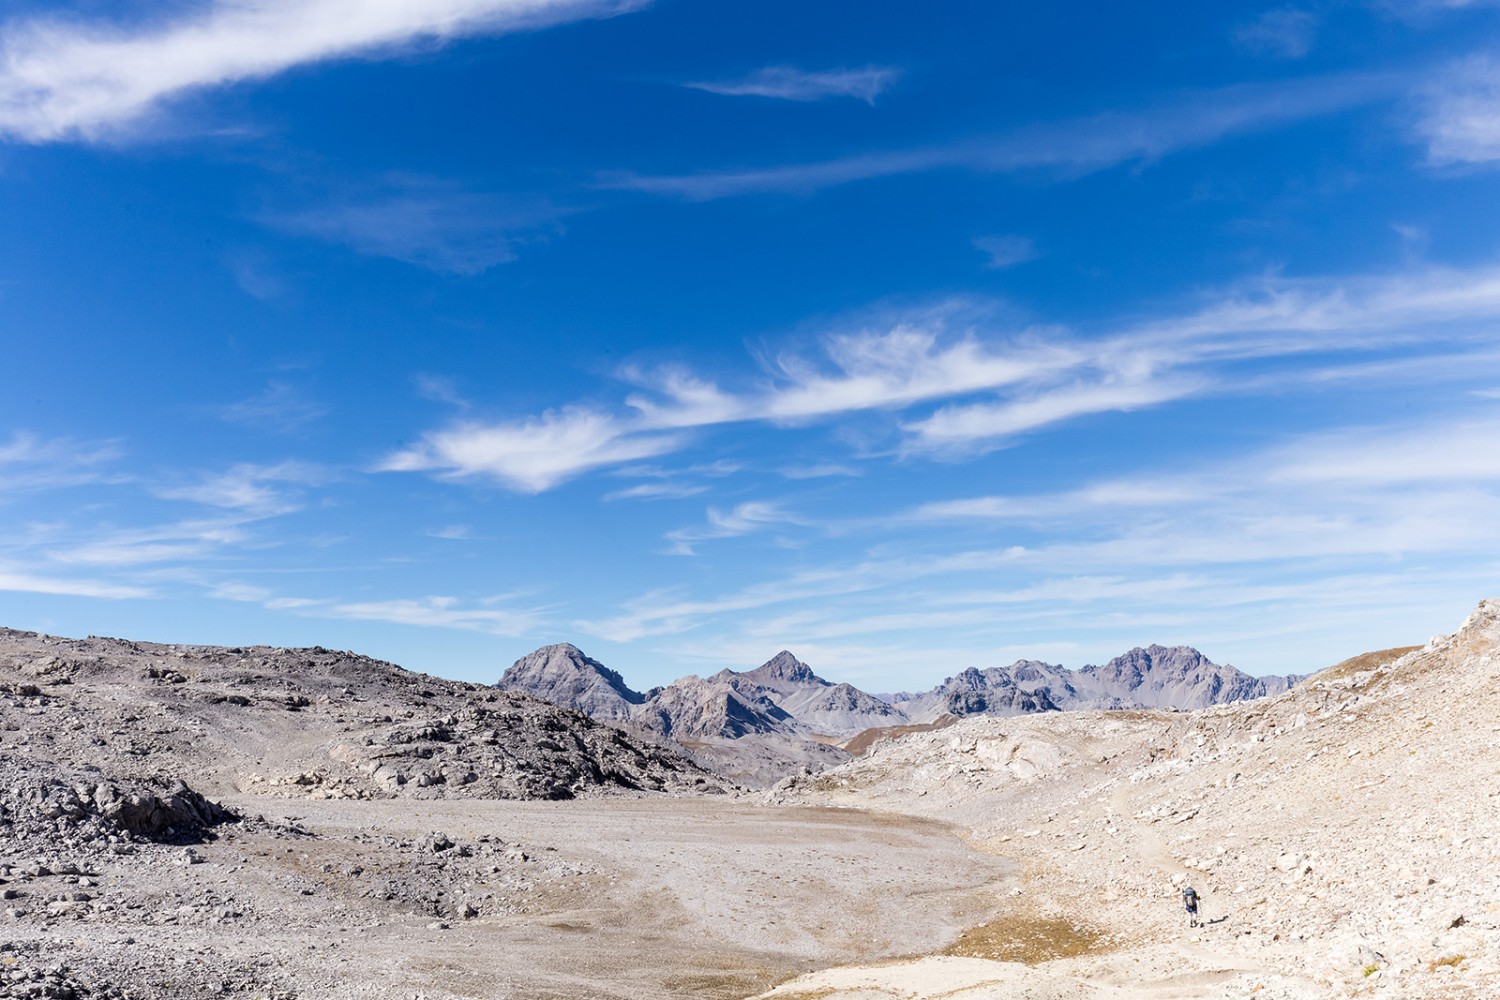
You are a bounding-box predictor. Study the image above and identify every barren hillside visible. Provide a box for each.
[762,601,1500,999]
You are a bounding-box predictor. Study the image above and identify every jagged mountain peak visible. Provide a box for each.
[498,642,645,721]
[741,650,825,688]
[1083,644,1216,682]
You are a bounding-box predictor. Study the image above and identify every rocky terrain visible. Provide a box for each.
[499,642,1296,784]
[761,601,1500,999]
[0,628,734,996]
[3,604,1490,1000]
[0,629,717,803]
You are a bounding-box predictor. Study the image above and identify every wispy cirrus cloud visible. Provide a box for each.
[903,375,1203,452]
[384,260,1500,492]
[973,234,1039,270]
[227,589,550,636]
[218,381,327,433]
[414,374,473,410]
[267,180,567,275]
[605,72,1396,200]
[154,461,330,517]
[685,65,901,104]
[605,481,709,502]
[1416,55,1500,166]
[603,459,740,501]
[380,406,686,492]
[206,569,552,637]
[0,0,647,143]
[0,432,123,494]
[44,519,251,568]
[1234,9,1319,59]
[311,595,546,635]
[779,463,861,480]
[664,501,801,555]
[0,565,151,600]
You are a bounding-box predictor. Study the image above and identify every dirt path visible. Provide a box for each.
[1108,783,1187,880]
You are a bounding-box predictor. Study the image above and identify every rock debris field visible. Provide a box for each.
[3,600,1498,998]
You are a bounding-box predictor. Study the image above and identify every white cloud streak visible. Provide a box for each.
[1417,55,1500,166]
[604,73,1395,200]
[385,311,1085,489]
[664,501,800,555]
[0,566,150,599]
[0,432,122,493]
[604,481,709,502]
[268,185,567,275]
[380,407,685,492]
[154,461,328,516]
[45,519,250,567]
[973,234,1039,270]
[685,65,901,104]
[904,375,1202,451]
[230,589,550,636]
[0,0,646,143]
[1234,9,1319,59]
[218,382,327,432]
[313,595,545,635]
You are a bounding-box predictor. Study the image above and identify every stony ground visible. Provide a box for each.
[0,628,1012,998]
[0,794,1012,999]
[0,630,720,804]
[761,600,1500,999]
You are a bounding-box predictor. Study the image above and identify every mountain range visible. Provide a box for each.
[498,642,1302,772]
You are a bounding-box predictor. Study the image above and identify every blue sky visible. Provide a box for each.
[3,0,1500,690]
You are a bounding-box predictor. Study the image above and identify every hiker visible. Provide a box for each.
[1182,883,1201,928]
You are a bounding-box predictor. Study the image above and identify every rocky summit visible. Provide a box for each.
[497,642,646,723]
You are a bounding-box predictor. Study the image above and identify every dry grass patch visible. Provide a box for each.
[1314,646,1421,684]
[842,715,961,756]
[1427,954,1467,972]
[942,912,1111,964]
[663,971,788,999]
